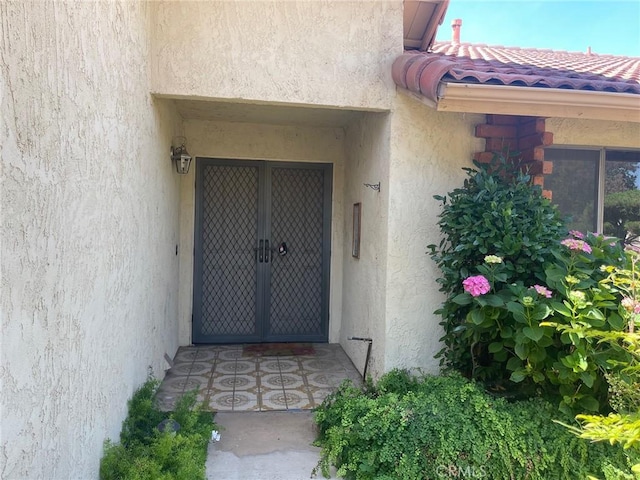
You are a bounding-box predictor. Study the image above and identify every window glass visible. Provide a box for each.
[544,148,600,233]
[604,150,640,244]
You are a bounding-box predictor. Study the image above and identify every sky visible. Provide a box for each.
[435,0,640,57]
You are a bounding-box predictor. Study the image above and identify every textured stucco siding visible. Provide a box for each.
[340,113,391,378]
[1,2,180,478]
[384,93,484,373]
[546,118,640,148]
[150,1,402,110]
[178,118,347,345]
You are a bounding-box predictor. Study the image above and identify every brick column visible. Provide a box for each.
[473,115,554,199]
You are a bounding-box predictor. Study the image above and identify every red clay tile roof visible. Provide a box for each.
[392,42,640,103]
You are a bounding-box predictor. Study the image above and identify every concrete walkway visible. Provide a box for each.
[206,411,337,480]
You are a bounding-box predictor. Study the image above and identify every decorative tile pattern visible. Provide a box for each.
[188,363,214,376]
[211,374,240,390]
[169,363,195,376]
[311,388,334,404]
[301,358,343,372]
[210,391,260,411]
[306,372,345,389]
[173,349,200,363]
[278,374,305,390]
[258,360,282,373]
[217,349,243,361]
[157,344,362,412]
[283,390,314,410]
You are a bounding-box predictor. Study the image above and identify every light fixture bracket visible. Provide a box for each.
[170,140,192,175]
[364,182,381,192]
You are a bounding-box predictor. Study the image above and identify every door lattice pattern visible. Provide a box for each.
[269,168,324,336]
[200,166,258,336]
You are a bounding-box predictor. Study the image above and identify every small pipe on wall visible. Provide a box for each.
[348,336,373,380]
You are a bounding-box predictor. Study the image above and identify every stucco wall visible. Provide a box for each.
[547,118,640,148]
[178,118,347,345]
[150,0,402,110]
[384,93,484,373]
[341,113,391,378]
[1,2,181,478]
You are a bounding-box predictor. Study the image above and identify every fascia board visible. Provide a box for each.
[437,83,640,123]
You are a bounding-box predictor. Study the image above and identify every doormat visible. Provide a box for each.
[242,343,315,357]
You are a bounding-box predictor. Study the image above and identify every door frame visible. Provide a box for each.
[192,158,333,344]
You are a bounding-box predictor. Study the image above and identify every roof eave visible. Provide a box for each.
[436,83,640,123]
[403,1,450,51]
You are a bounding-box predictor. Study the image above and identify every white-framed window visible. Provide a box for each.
[544,147,640,241]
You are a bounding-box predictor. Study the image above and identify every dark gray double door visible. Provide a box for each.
[193,159,332,344]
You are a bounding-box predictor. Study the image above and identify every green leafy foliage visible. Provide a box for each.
[455,232,633,413]
[428,157,638,414]
[119,378,167,448]
[546,251,640,477]
[554,328,640,477]
[100,378,216,480]
[313,371,635,479]
[427,155,567,376]
[607,372,640,415]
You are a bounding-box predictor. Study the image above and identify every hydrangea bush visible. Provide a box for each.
[430,157,640,476]
[456,231,633,414]
[549,248,640,477]
[428,156,567,378]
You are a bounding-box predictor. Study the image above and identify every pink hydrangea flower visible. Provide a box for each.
[569,230,585,239]
[533,285,553,298]
[561,238,592,254]
[463,275,491,297]
[621,297,640,314]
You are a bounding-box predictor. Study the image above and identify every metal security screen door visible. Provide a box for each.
[193,159,332,344]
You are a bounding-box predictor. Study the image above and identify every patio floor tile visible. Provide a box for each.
[157,343,361,412]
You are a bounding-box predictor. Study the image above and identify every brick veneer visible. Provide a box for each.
[473,115,554,199]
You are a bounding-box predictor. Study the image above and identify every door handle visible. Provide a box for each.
[258,239,264,263]
[265,240,270,263]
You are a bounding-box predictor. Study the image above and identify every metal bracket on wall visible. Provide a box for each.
[364,182,381,192]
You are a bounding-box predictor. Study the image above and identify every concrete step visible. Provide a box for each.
[206,411,337,480]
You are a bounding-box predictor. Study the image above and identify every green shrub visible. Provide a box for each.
[427,156,567,378]
[546,250,640,477]
[119,378,167,448]
[455,231,632,414]
[555,327,640,478]
[314,371,636,480]
[100,378,216,480]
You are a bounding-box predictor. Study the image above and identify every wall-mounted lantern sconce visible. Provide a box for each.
[171,136,192,175]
